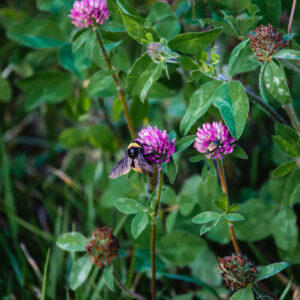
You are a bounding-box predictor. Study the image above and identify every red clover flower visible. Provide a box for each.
[194,121,235,159]
[249,24,288,62]
[69,0,110,29]
[86,226,119,268]
[137,125,175,168]
[218,255,258,290]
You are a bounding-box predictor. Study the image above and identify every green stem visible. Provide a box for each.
[125,246,137,295]
[282,103,300,135]
[256,282,279,300]
[245,86,289,125]
[113,214,128,237]
[113,271,146,300]
[151,170,163,300]
[96,30,136,140]
[217,163,280,299]
[98,98,122,147]
[216,160,242,256]
[288,0,297,36]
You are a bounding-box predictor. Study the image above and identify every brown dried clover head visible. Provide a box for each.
[86,226,119,268]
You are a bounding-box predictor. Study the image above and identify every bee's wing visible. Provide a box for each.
[134,151,153,177]
[109,153,132,179]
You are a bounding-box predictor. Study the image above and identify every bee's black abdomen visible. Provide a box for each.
[128,147,139,159]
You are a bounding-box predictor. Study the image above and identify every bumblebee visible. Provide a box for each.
[109,141,153,179]
[206,141,220,154]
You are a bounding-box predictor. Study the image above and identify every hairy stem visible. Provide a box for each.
[256,281,279,300]
[216,160,242,256]
[98,98,122,146]
[217,161,279,299]
[288,0,297,36]
[244,86,289,125]
[284,0,300,135]
[113,271,146,300]
[151,170,163,300]
[281,59,300,74]
[287,0,300,68]
[282,103,300,135]
[96,30,136,140]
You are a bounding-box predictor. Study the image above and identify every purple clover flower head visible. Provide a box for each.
[137,125,175,168]
[194,121,235,159]
[69,0,110,29]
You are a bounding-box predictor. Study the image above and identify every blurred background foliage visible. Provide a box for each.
[0,0,300,299]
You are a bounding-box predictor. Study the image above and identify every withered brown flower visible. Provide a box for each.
[86,226,119,268]
[249,24,288,62]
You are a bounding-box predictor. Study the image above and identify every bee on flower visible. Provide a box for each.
[194,121,235,159]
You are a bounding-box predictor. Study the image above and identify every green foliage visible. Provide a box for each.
[228,39,259,78]
[274,49,300,60]
[167,28,222,54]
[213,80,249,140]
[56,232,88,252]
[157,231,206,266]
[1,0,299,299]
[7,19,67,48]
[131,212,149,239]
[103,265,114,291]
[180,80,222,135]
[126,53,164,102]
[87,70,117,98]
[230,287,254,300]
[175,135,196,152]
[69,254,94,290]
[0,76,12,102]
[255,262,289,281]
[264,60,292,104]
[41,249,51,300]
[114,198,146,214]
[17,71,72,111]
[223,213,245,222]
[230,145,248,159]
[117,0,159,44]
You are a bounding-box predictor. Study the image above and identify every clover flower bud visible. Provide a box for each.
[249,24,288,62]
[147,42,169,63]
[86,226,119,268]
[218,255,258,290]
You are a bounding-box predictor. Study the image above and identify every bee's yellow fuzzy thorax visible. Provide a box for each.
[127,142,141,149]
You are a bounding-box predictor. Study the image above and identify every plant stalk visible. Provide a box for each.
[282,103,300,135]
[288,0,297,36]
[216,160,242,256]
[217,161,279,300]
[256,281,279,300]
[244,86,289,125]
[287,0,300,68]
[96,30,136,140]
[113,271,146,300]
[151,169,163,300]
[285,0,300,136]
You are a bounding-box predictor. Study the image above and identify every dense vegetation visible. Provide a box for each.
[1,0,300,299]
